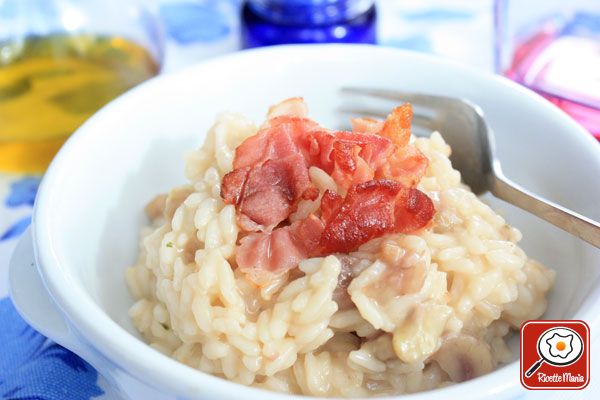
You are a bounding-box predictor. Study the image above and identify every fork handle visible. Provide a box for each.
[491,173,600,248]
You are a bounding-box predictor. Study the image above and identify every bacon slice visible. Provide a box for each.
[267,97,308,119]
[317,180,434,254]
[220,167,249,206]
[317,180,397,254]
[376,144,429,187]
[304,130,394,191]
[236,215,324,286]
[330,141,374,189]
[351,117,384,135]
[221,116,319,231]
[220,99,436,285]
[333,131,393,170]
[374,104,429,187]
[394,185,436,233]
[225,160,318,231]
[379,104,412,147]
[232,116,319,170]
[222,110,395,229]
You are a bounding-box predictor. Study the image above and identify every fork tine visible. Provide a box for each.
[341,87,451,108]
[338,106,439,131]
[338,107,387,119]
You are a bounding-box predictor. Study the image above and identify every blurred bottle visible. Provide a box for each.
[241,0,376,48]
[0,0,163,173]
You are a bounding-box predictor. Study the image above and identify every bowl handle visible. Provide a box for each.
[9,228,85,355]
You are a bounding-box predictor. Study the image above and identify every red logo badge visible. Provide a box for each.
[521,320,589,390]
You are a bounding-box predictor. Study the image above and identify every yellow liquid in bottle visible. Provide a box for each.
[0,34,160,173]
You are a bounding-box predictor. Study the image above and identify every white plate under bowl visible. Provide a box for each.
[10,45,600,400]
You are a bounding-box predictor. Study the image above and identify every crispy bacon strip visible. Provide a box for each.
[374,104,429,187]
[376,144,429,187]
[379,104,412,148]
[351,117,384,135]
[316,180,434,254]
[305,130,394,191]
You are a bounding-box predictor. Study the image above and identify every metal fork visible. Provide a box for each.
[341,87,600,248]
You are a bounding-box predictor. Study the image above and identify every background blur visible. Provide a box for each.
[0,1,597,399]
[156,0,494,71]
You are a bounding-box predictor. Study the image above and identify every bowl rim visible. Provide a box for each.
[32,43,600,399]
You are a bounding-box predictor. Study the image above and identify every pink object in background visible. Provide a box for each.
[496,2,600,140]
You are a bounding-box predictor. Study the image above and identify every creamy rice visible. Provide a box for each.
[126,110,555,396]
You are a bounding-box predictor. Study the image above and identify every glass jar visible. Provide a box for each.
[0,0,164,172]
[241,0,377,48]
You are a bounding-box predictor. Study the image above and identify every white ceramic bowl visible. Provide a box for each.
[9,45,600,400]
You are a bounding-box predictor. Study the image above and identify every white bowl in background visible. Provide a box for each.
[9,45,600,400]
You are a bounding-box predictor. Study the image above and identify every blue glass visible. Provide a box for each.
[241,0,377,48]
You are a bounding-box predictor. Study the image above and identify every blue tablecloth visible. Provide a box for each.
[0,1,592,399]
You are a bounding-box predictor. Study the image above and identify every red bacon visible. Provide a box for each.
[376,144,429,187]
[374,104,429,187]
[231,116,318,170]
[379,104,412,148]
[235,215,324,286]
[220,98,436,286]
[221,113,395,230]
[351,117,384,135]
[304,130,394,191]
[394,184,436,234]
[221,116,319,231]
[316,180,434,254]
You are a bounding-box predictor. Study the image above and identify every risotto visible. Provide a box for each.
[126,98,555,397]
